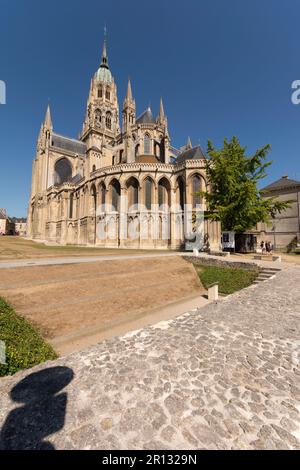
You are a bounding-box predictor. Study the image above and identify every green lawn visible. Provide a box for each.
[195,264,258,295]
[0,297,57,377]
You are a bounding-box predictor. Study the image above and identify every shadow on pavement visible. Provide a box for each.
[0,366,74,450]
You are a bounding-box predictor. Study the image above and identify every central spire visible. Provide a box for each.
[100,26,109,69]
[96,27,112,83]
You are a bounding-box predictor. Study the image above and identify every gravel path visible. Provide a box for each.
[0,266,299,450]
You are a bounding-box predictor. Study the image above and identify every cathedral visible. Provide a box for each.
[27,37,220,250]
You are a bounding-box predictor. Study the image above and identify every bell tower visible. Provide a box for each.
[81,32,120,149]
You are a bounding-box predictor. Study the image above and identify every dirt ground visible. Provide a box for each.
[0,236,167,261]
[0,256,204,355]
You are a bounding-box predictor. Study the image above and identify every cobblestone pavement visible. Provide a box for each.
[0,266,299,450]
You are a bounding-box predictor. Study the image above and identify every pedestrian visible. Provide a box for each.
[260,240,265,254]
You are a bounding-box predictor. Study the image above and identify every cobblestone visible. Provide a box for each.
[0,266,299,449]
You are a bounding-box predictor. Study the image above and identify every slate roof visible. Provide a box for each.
[262,176,300,192]
[176,145,206,164]
[51,133,87,155]
[71,174,84,185]
[0,208,7,219]
[136,107,156,124]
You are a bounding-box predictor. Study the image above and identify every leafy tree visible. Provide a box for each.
[201,137,291,232]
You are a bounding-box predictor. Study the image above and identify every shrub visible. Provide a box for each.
[0,298,57,377]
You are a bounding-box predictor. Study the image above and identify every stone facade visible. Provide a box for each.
[253,176,300,249]
[27,37,220,251]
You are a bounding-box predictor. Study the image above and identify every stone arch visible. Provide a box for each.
[109,178,121,211]
[176,176,185,210]
[188,172,206,208]
[126,176,139,208]
[98,181,106,209]
[143,176,155,210]
[135,144,140,158]
[106,111,112,129]
[144,133,151,154]
[95,108,102,127]
[54,157,72,185]
[158,177,171,207]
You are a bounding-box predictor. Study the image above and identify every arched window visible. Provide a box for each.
[90,184,97,215]
[110,179,120,211]
[126,177,139,208]
[192,174,201,208]
[69,193,74,218]
[135,144,140,158]
[95,109,102,127]
[106,111,112,129]
[105,89,110,100]
[99,183,106,207]
[155,143,160,157]
[92,164,96,172]
[177,177,185,210]
[54,158,72,185]
[158,178,170,207]
[144,177,153,210]
[98,87,103,98]
[144,134,151,154]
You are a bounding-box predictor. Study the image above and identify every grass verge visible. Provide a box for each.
[0,297,57,377]
[195,264,258,295]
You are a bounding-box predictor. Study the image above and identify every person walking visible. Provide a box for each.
[260,240,265,254]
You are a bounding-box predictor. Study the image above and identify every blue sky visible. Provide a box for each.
[1,0,300,217]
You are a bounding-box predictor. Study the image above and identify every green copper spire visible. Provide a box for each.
[96,28,112,83]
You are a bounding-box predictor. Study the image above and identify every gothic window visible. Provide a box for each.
[105,89,110,100]
[144,134,151,154]
[99,183,106,206]
[111,179,120,211]
[95,109,102,127]
[158,178,170,207]
[126,177,139,208]
[106,111,112,129]
[98,87,103,98]
[90,184,97,215]
[92,164,96,172]
[178,177,185,210]
[192,174,201,208]
[54,158,72,185]
[144,177,153,210]
[69,193,74,219]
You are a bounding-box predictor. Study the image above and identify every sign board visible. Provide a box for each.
[222,231,235,251]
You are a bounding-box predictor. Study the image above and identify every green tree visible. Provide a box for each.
[201,137,290,232]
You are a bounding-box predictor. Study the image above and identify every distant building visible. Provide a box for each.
[12,218,27,236]
[0,211,27,236]
[0,208,7,235]
[253,176,300,249]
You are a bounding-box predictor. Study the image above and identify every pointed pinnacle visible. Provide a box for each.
[126,78,133,101]
[44,104,52,129]
[159,97,165,119]
[187,136,192,148]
